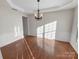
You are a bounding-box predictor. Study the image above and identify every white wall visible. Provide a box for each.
[27,9,74,42]
[0,0,24,47]
[0,49,3,59]
[70,7,78,53]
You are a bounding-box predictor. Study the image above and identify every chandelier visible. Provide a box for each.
[35,0,43,20]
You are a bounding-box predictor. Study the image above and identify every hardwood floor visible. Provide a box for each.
[1,36,78,59]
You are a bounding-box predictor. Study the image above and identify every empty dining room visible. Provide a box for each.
[0,0,78,59]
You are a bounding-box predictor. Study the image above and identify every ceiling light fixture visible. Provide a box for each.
[35,0,43,20]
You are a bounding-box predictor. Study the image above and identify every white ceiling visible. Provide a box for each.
[6,0,77,14]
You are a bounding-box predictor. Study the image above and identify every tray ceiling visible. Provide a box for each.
[7,0,77,14]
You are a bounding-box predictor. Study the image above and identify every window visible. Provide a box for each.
[37,26,43,38]
[37,21,57,40]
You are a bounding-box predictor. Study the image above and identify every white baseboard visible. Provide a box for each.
[70,42,78,53]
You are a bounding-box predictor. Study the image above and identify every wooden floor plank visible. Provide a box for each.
[25,36,78,59]
[1,36,78,59]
